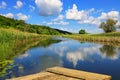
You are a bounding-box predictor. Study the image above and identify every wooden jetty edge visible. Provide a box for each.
[13,67,112,80]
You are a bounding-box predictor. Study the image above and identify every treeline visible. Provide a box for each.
[0,15,71,35]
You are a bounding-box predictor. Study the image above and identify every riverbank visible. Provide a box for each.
[63,32,120,46]
[0,28,52,61]
[0,28,52,77]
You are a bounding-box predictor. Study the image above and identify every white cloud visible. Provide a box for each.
[47,22,53,25]
[0,1,7,9]
[98,11,120,26]
[65,4,120,26]
[17,13,30,21]
[78,16,101,25]
[14,0,23,9]
[66,4,120,26]
[66,4,99,25]
[66,4,92,20]
[44,14,69,26]
[98,12,107,20]
[29,5,35,12]
[59,21,69,25]
[0,13,14,18]
[53,15,64,21]
[47,21,69,26]
[98,11,119,20]
[35,0,63,16]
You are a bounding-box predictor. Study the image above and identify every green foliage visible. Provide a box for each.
[79,29,86,34]
[99,19,117,33]
[92,32,120,36]
[0,15,71,35]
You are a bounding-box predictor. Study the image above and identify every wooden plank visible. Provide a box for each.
[13,72,54,80]
[46,67,112,80]
[12,72,82,80]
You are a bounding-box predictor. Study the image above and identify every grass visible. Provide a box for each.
[92,32,120,36]
[0,28,54,61]
[0,28,52,77]
[63,32,120,46]
[0,28,38,61]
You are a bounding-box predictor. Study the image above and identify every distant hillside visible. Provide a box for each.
[0,15,71,35]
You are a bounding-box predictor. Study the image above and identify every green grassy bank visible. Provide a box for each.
[63,32,120,46]
[0,28,42,61]
[0,28,52,76]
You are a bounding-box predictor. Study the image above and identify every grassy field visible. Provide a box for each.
[0,28,38,60]
[63,32,120,46]
[0,28,52,76]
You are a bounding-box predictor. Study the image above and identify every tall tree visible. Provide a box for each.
[99,19,117,33]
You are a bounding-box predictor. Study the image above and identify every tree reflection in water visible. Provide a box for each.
[99,45,117,59]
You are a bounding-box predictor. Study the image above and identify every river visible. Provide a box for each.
[1,37,120,80]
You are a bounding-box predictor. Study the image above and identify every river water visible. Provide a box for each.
[2,37,120,80]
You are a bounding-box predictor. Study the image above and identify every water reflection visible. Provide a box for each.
[47,40,119,67]
[66,45,119,67]
[0,39,61,80]
[66,45,101,67]
[99,45,118,60]
[39,55,62,70]
[2,38,120,80]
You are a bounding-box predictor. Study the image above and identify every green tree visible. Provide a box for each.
[99,19,117,33]
[79,29,86,34]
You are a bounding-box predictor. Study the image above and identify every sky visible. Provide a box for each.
[0,0,120,33]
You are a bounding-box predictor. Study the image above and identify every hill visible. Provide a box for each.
[0,15,71,35]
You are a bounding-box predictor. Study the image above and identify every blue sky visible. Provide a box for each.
[0,0,120,33]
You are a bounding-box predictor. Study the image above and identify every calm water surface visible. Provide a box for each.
[2,37,120,80]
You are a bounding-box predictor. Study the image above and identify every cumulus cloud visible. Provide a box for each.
[43,14,69,26]
[98,11,119,20]
[66,4,99,25]
[0,1,7,9]
[66,4,120,26]
[97,11,120,26]
[14,0,23,9]
[29,5,35,12]
[35,0,63,16]
[17,13,30,21]
[0,13,14,18]
[53,15,64,21]
[66,4,93,20]
[78,16,101,25]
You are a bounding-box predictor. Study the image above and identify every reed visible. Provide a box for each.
[63,32,120,46]
[0,28,52,77]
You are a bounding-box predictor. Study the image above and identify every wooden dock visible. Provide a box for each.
[13,67,112,80]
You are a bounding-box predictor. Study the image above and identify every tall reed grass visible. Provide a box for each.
[0,28,52,77]
[63,32,120,46]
